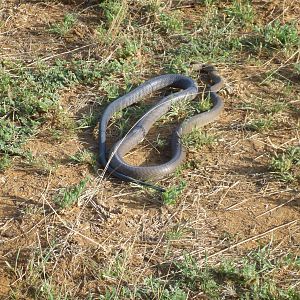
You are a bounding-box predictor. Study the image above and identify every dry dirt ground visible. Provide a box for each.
[0,0,299,299]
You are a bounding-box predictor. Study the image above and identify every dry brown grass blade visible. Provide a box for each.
[176,220,298,262]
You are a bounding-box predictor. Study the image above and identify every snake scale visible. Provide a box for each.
[99,64,224,191]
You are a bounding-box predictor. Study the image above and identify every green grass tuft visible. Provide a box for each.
[54,177,89,209]
[162,181,186,205]
[270,146,300,182]
[49,13,77,36]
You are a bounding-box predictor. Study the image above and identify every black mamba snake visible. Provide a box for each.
[99,64,224,191]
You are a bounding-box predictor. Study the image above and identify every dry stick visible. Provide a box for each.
[225,197,253,211]
[260,49,300,85]
[176,220,298,261]
[218,180,240,206]
[42,195,106,250]
[256,197,297,218]
[26,43,98,66]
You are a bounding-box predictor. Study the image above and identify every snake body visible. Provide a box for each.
[99,65,224,190]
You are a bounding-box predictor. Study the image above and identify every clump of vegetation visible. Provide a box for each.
[0,58,140,166]
[54,177,89,208]
[49,13,77,36]
[261,20,299,49]
[244,21,300,56]
[102,247,300,299]
[99,0,127,27]
[69,149,96,167]
[270,146,300,182]
[182,129,216,151]
[0,154,11,171]
[246,117,274,132]
[162,180,186,205]
[0,60,87,152]
[159,11,183,33]
[225,0,254,26]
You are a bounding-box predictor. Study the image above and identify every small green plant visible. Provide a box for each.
[159,12,183,33]
[49,13,77,36]
[101,254,126,280]
[248,20,300,55]
[101,79,121,99]
[164,100,192,121]
[100,0,126,26]
[270,146,300,182]
[199,0,219,6]
[25,153,56,175]
[225,0,254,26]
[162,180,186,205]
[182,129,216,151]
[143,277,188,300]
[54,177,89,208]
[76,111,99,129]
[69,149,96,166]
[154,134,167,149]
[0,154,11,171]
[246,117,273,132]
[196,96,213,113]
[116,36,140,58]
[263,21,299,48]
[165,226,185,241]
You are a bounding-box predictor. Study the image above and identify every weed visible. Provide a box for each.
[116,36,140,58]
[165,226,185,241]
[0,153,11,171]
[141,276,188,300]
[159,12,183,34]
[173,248,300,299]
[111,102,152,136]
[25,153,56,175]
[165,16,241,73]
[245,21,300,55]
[163,99,192,120]
[0,58,130,165]
[99,0,128,40]
[100,79,121,100]
[49,13,77,36]
[52,109,77,134]
[76,111,99,129]
[154,134,167,149]
[225,0,254,26]
[262,21,299,49]
[7,245,71,300]
[145,0,164,14]
[204,0,219,6]
[0,61,75,156]
[101,254,126,280]
[100,0,127,27]
[195,95,214,113]
[246,117,273,132]
[54,177,89,208]
[162,180,186,205]
[182,129,216,151]
[69,149,96,166]
[270,146,300,182]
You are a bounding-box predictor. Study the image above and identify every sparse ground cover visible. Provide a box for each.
[0,0,299,299]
